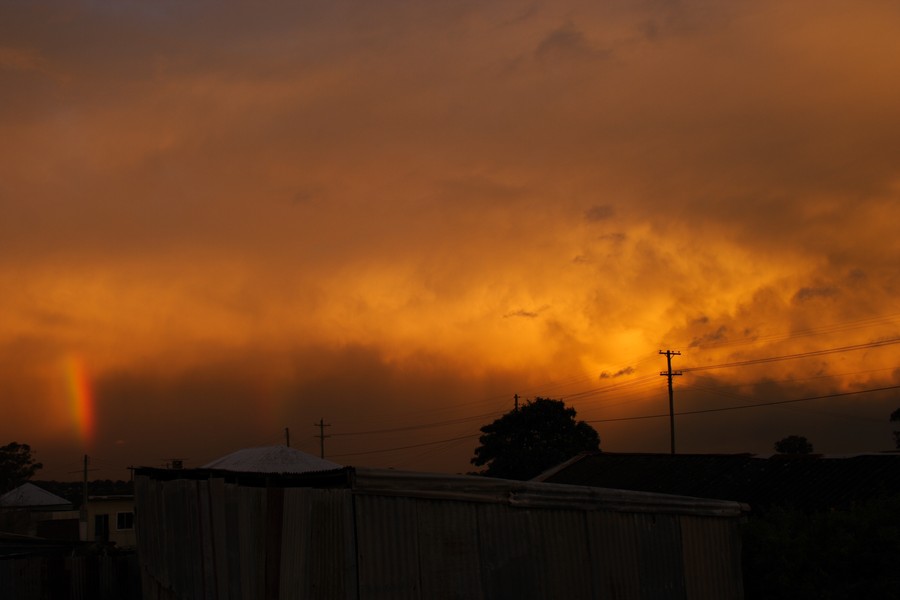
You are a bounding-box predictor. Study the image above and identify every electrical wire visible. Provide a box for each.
[333,336,896,446]
[586,384,900,423]
[320,312,900,463]
[387,434,479,470]
[331,410,506,437]
[329,433,481,458]
[320,312,899,438]
[686,311,900,350]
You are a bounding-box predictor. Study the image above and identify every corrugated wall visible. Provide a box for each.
[137,476,357,600]
[353,495,743,600]
[415,499,483,599]
[355,495,421,599]
[587,511,643,600]
[136,473,744,600]
[279,487,355,600]
[680,515,744,600]
[0,554,140,600]
[473,503,595,598]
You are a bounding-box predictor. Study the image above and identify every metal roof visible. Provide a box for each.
[350,467,746,517]
[137,463,745,517]
[200,445,342,474]
[0,483,72,508]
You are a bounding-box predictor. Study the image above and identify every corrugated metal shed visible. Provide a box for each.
[136,464,745,599]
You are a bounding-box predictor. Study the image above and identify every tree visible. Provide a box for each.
[892,408,900,449]
[774,435,814,455]
[0,442,43,493]
[471,397,600,480]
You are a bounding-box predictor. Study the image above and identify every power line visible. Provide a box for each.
[561,374,661,401]
[682,338,900,373]
[546,335,898,414]
[688,311,900,350]
[331,410,505,437]
[684,381,890,424]
[319,318,900,463]
[586,384,900,423]
[329,433,481,458]
[330,339,895,456]
[387,434,479,470]
[681,365,897,391]
[319,321,898,441]
[311,311,900,438]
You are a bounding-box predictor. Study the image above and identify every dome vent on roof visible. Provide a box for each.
[201,446,342,474]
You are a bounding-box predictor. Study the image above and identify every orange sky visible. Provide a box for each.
[2,0,899,480]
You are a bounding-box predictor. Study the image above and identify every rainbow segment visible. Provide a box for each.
[64,356,96,447]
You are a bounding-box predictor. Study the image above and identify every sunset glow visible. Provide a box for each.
[1,0,899,480]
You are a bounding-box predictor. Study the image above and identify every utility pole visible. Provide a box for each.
[285,427,291,448]
[70,455,97,541]
[81,454,89,541]
[514,393,519,412]
[313,418,331,459]
[659,350,682,455]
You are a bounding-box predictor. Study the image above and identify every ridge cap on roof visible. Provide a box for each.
[531,451,598,482]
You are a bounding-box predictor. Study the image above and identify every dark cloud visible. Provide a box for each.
[585,205,614,222]
[689,326,729,348]
[535,22,598,61]
[599,232,627,243]
[290,188,322,206]
[3,0,900,480]
[793,286,838,303]
[600,366,636,379]
[504,308,545,319]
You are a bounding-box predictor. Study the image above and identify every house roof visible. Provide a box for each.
[534,451,900,512]
[201,445,342,474]
[0,483,73,509]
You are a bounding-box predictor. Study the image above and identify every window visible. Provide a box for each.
[116,511,134,530]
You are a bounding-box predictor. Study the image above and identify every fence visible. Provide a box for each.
[0,552,140,600]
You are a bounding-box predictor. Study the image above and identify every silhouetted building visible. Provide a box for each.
[87,495,136,548]
[0,482,80,540]
[135,445,746,599]
[534,451,900,512]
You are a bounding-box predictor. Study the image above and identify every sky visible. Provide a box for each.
[2,0,899,481]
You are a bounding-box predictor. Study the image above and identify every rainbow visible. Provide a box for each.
[64,356,96,447]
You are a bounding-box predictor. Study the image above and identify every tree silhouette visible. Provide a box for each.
[0,442,43,493]
[471,397,600,480]
[774,435,814,455]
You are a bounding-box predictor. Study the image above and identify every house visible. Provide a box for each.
[1,480,138,548]
[533,451,900,512]
[135,445,746,599]
[0,483,141,598]
[0,482,80,540]
[86,495,136,549]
